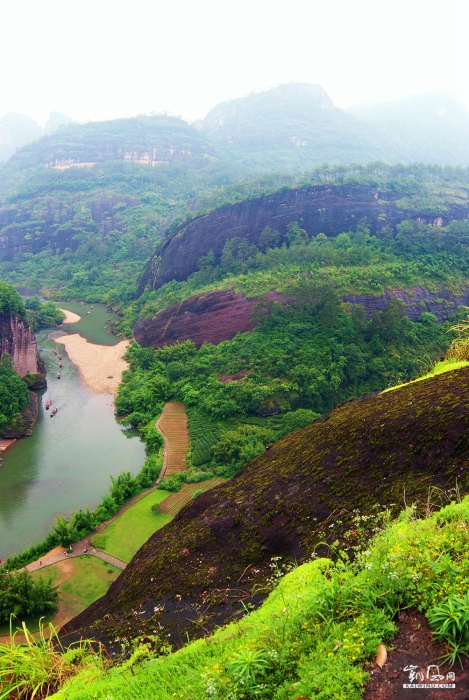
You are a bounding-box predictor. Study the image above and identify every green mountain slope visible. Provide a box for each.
[201,83,396,170]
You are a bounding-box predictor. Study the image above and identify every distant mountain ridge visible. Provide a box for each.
[0,111,73,163]
[3,84,469,174]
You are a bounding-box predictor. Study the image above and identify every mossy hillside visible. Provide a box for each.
[52,496,469,699]
[62,366,469,650]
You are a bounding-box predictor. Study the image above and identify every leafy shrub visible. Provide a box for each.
[90,533,106,550]
[185,470,215,483]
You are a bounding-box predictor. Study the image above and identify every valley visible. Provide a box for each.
[2,83,469,699]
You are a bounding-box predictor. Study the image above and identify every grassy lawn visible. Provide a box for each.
[0,557,120,637]
[93,489,172,563]
[382,359,469,393]
[33,556,121,622]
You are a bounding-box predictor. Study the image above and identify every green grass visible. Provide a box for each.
[95,490,172,562]
[32,556,121,622]
[382,358,469,393]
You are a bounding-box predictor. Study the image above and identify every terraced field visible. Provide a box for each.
[157,402,189,475]
[159,478,225,517]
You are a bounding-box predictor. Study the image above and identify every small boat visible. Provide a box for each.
[86,311,91,315]
[57,372,61,379]
[58,355,62,360]
[51,407,58,417]
[45,400,51,410]
[90,305,94,309]
[58,362,63,368]
[52,349,57,355]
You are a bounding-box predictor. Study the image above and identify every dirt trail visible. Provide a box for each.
[156,401,189,475]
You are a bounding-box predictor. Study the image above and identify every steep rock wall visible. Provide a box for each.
[138,184,469,294]
[134,285,469,350]
[0,313,45,377]
[343,286,469,321]
[133,290,284,348]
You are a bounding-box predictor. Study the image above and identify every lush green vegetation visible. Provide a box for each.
[0,356,29,432]
[36,496,469,699]
[0,281,25,317]
[117,285,451,481]
[0,571,57,624]
[0,283,30,431]
[23,296,65,331]
[91,490,171,563]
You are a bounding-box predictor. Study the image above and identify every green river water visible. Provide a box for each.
[0,303,146,559]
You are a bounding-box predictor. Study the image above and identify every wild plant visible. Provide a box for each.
[0,616,108,699]
[227,648,271,694]
[427,592,469,666]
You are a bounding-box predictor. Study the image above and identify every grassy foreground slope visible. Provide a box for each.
[53,496,469,699]
[61,364,469,650]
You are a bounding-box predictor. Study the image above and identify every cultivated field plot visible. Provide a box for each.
[157,402,189,474]
[159,477,226,517]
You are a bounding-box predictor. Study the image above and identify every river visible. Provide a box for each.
[0,303,146,559]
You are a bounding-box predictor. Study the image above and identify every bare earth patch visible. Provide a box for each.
[51,334,129,397]
[363,609,469,700]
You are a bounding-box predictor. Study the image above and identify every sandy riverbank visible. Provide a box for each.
[0,438,16,454]
[58,308,81,324]
[52,334,129,397]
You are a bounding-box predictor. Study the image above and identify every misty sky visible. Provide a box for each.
[1,0,467,126]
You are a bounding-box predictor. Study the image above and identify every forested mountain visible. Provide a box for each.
[200,83,397,169]
[3,85,469,305]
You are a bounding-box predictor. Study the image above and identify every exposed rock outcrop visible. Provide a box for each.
[62,366,469,650]
[0,313,45,378]
[138,184,469,294]
[133,290,284,348]
[343,285,469,321]
[0,313,45,437]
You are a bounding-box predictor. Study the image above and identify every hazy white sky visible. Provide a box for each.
[1,0,468,126]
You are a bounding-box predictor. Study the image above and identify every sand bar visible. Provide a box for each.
[51,333,129,397]
[0,438,16,454]
[58,308,81,324]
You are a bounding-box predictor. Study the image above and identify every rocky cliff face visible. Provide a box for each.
[0,313,44,377]
[134,284,468,350]
[0,194,138,259]
[343,285,469,321]
[133,290,284,348]
[138,184,469,294]
[0,313,45,437]
[0,314,43,377]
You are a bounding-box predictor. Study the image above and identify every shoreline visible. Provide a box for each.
[0,438,17,455]
[58,308,81,324]
[49,332,129,397]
